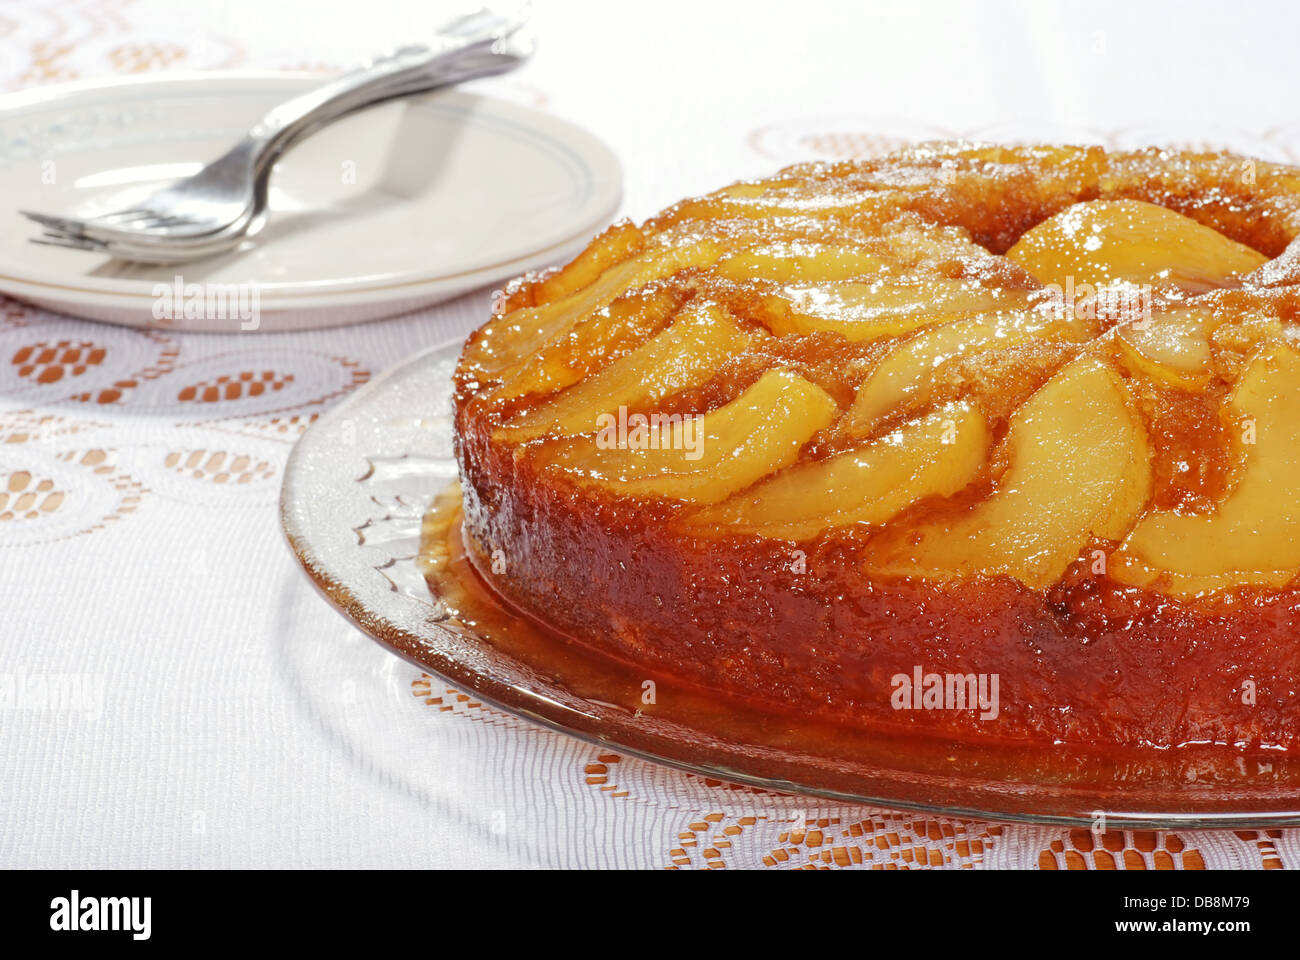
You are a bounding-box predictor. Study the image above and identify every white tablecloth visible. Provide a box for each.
[3,0,1299,869]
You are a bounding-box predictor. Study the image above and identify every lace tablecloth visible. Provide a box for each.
[3,0,1299,869]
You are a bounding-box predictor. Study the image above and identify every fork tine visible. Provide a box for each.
[30,232,109,253]
[95,209,155,224]
[106,214,211,234]
[40,228,105,246]
[20,210,92,236]
[128,214,174,230]
[90,216,170,234]
[147,215,201,228]
[22,208,181,238]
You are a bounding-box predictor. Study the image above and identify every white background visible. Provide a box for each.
[1,0,1296,869]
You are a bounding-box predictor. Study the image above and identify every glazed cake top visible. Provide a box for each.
[455,142,1300,597]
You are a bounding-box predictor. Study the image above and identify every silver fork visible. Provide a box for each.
[21,6,533,263]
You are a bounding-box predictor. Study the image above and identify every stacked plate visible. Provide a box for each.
[0,73,622,330]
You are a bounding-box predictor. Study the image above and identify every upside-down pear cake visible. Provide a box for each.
[453,142,1300,751]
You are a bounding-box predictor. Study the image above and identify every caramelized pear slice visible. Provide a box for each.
[498,303,755,442]
[714,241,897,284]
[1114,307,1216,389]
[1112,345,1300,594]
[530,219,645,304]
[467,239,723,378]
[846,309,1088,435]
[866,357,1152,589]
[669,181,889,223]
[763,277,1029,341]
[880,220,1017,273]
[1006,199,1268,293]
[491,285,686,401]
[689,403,990,539]
[543,369,838,504]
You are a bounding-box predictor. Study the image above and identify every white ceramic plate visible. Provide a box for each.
[0,72,622,331]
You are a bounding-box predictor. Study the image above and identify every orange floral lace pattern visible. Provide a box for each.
[1,310,372,534]
[406,675,1274,870]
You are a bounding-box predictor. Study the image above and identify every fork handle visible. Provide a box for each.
[220,8,533,180]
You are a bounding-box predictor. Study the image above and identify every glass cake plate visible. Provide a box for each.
[280,338,1300,829]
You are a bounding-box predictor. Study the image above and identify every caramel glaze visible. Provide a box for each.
[453,144,1300,753]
